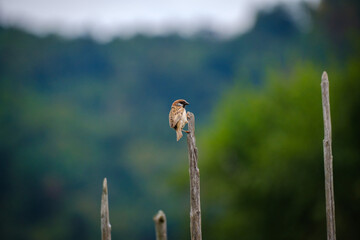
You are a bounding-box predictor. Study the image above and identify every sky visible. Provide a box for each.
[0,0,320,42]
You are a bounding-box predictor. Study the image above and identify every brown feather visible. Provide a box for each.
[169,99,189,141]
[176,129,183,141]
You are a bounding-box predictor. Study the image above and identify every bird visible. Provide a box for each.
[169,99,189,141]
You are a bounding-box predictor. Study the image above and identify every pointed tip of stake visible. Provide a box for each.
[322,71,328,82]
[153,210,166,222]
[103,178,108,194]
[103,177,107,186]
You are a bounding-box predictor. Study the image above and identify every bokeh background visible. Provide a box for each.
[0,0,359,239]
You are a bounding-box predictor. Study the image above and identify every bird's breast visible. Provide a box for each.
[177,109,188,128]
[181,109,188,122]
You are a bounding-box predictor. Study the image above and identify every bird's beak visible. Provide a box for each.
[184,101,189,106]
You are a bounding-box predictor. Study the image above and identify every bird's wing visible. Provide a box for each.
[169,107,184,128]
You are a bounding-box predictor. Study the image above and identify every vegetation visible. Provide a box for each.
[200,62,360,240]
[0,0,359,239]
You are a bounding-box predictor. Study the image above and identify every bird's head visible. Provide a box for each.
[172,99,189,108]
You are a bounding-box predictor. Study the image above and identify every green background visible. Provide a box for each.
[0,0,359,239]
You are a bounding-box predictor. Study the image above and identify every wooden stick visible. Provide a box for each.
[101,178,111,240]
[153,210,168,240]
[186,112,202,240]
[321,71,336,240]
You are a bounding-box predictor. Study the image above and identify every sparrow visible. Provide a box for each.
[169,99,189,141]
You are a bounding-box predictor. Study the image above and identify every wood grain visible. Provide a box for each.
[321,71,336,240]
[186,112,202,240]
[101,178,111,240]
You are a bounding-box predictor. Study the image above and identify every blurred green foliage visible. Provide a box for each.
[0,0,359,239]
[200,61,360,240]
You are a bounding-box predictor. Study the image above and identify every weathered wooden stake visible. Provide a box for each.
[153,210,168,240]
[321,71,336,240]
[101,178,111,240]
[186,112,202,240]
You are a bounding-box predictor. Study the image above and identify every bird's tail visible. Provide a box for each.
[176,129,183,141]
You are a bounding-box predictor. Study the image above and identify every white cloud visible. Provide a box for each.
[0,0,320,41]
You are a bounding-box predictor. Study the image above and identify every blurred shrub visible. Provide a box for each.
[199,60,360,240]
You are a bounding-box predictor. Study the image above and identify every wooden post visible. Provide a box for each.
[101,178,111,240]
[321,71,336,240]
[153,210,168,240]
[186,112,202,240]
